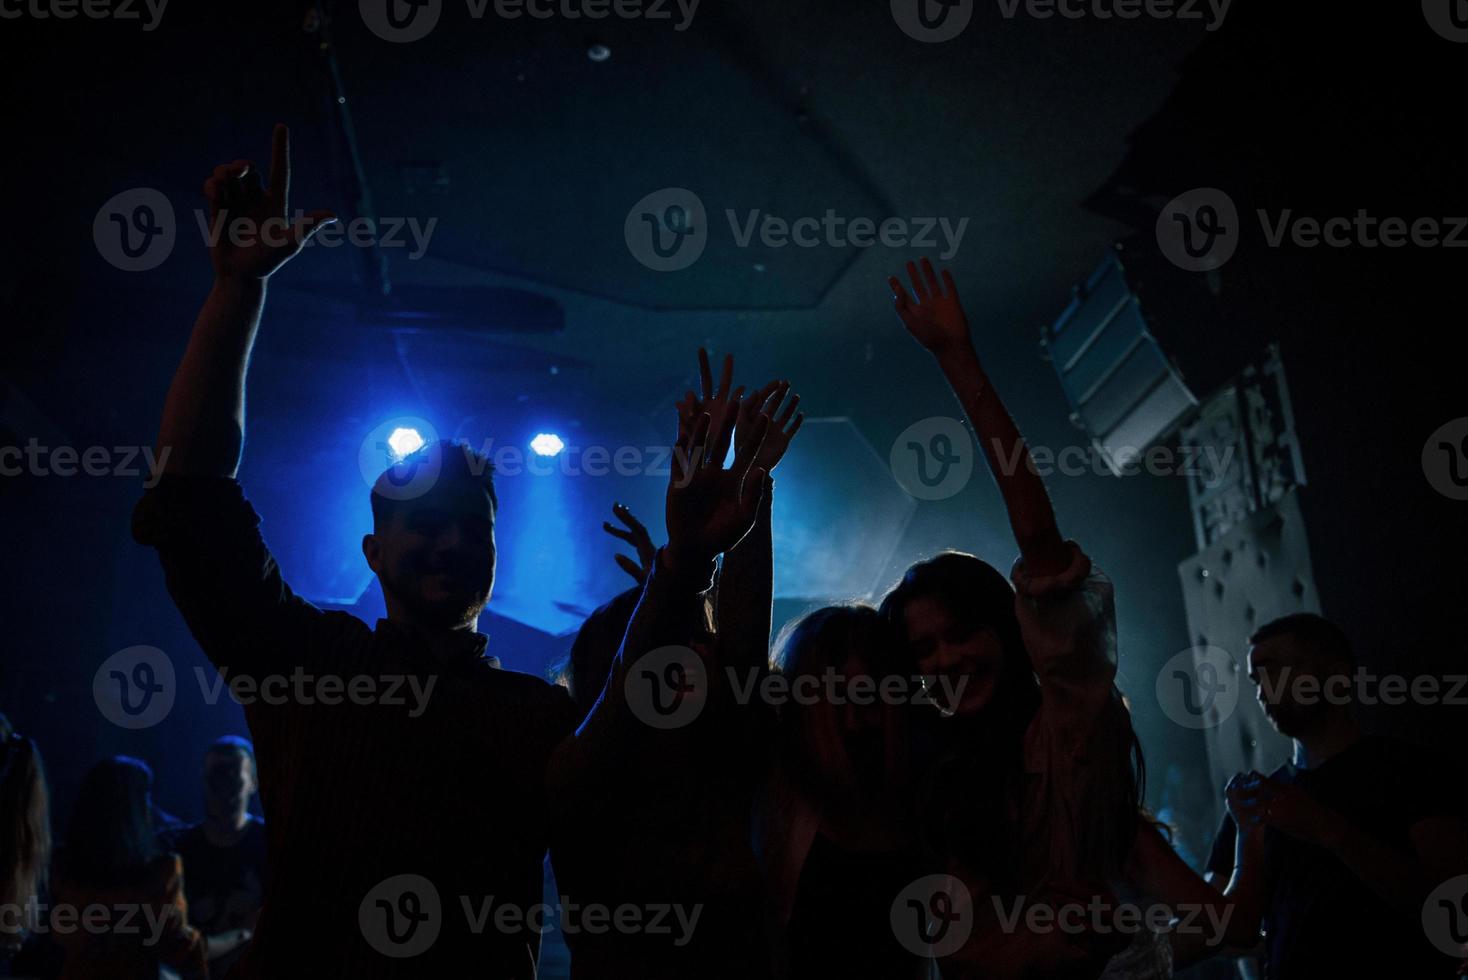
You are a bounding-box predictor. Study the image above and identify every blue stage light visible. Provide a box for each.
[530,433,566,457]
[386,426,425,460]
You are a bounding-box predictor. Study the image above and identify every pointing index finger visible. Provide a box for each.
[268,123,290,208]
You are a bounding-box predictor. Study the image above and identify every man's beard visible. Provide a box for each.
[382,566,489,629]
[1267,703,1324,739]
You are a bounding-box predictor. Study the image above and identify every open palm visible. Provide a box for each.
[737,380,804,473]
[666,411,768,567]
[888,257,972,355]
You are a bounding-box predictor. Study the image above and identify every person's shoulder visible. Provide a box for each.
[490,665,573,700]
[161,820,206,851]
[486,667,579,725]
[321,608,372,638]
[1341,733,1430,779]
[1360,734,1462,794]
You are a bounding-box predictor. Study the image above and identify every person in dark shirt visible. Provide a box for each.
[550,354,799,980]
[135,124,777,978]
[1208,613,1468,978]
[162,737,266,977]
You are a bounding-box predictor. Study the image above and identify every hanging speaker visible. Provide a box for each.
[1043,250,1198,476]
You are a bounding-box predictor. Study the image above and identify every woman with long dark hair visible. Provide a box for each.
[51,756,207,979]
[755,605,926,980]
[880,260,1258,979]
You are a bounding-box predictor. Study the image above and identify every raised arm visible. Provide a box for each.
[157,124,334,477]
[549,401,770,790]
[718,379,803,672]
[134,126,340,675]
[888,258,1070,577]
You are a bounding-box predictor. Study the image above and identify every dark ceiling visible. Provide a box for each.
[5,0,1218,622]
[5,0,1465,815]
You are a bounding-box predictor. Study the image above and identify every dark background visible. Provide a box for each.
[1,0,1463,875]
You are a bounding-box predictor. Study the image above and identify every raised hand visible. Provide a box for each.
[203,124,335,280]
[665,409,769,573]
[1225,771,1271,842]
[676,349,743,463]
[737,380,804,474]
[602,502,657,585]
[1256,774,1345,846]
[888,257,973,356]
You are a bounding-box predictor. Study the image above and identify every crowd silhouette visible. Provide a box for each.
[3,125,1466,980]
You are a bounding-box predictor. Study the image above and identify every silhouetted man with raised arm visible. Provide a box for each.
[134,124,772,979]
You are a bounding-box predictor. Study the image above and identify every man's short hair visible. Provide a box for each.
[205,735,256,770]
[369,439,498,531]
[1250,612,1354,668]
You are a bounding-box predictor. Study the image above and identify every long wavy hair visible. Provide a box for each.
[63,757,159,889]
[880,551,1144,891]
[771,605,910,799]
[0,715,50,936]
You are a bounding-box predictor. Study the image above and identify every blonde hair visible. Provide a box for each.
[0,724,51,937]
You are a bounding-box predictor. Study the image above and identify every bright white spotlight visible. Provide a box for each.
[386,426,425,461]
[530,433,566,457]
